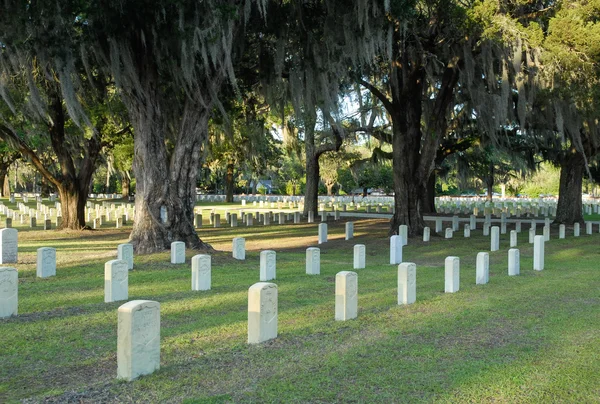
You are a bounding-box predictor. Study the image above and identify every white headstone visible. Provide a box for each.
[510,230,517,247]
[104,259,129,303]
[191,254,211,291]
[335,271,358,321]
[353,244,366,269]
[435,218,442,233]
[483,223,490,236]
[248,282,278,344]
[445,228,453,239]
[397,262,416,305]
[476,252,489,285]
[559,224,565,239]
[0,228,18,264]
[452,215,459,231]
[214,213,221,228]
[0,267,18,318]
[445,256,460,293]
[117,300,160,381]
[306,247,320,275]
[470,215,476,230]
[389,235,402,265]
[508,248,520,276]
[170,241,185,264]
[399,225,408,246]
[36,247,56,278]
[516,221,521,233]
[490,226,500,251]
[345,222,354,240]
[463,224,470,238]
[117,243,134,270]
[543,225,550,241]
[529,227,535,244]
[260,250,276,281]
[232,237,246,260]
[574,222,580,237]
[533,235,545,271]
[318,223,328,244]
[586,222,592,235]
[307,211,314,223]
[423,227,430,242]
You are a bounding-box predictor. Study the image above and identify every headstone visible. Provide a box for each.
[214,214,221,228]
[397,262,416,305]
[510,230,517,247]
[399,225,408,246]
[508,248,520,276]
[170,241,185,264]
[345,222,354,240]
[230,213,238,227]
[117,243,134,270]
[104,259,129,303]
[318,223,328,244]
[307,211,314,223]
[389,235,402,265]
[469,215,476,230]
[559,224,565,239]
[293,212,300,224]
[423,227,430,242]
[463,224,470,238]
[490,226,500,251]
[435,218,442,233]
[194,214,202,228]
[445,256,460,293]
[191,254,211,291]
[574,222,580,237]
[117,300,160,381]
[335,271,358,321]
[36,247,56,278]
[0,267,18,318]
[232,237,246,260]
[543,225,550,241]
[533,235,544,271]
[483,223,490,236]
[586,222,592,235]
[260,250,276,281]
[515,221,521,233]
[353,244,366,269]
[445,228,453,239]
[5,218,11,228]
[529,227,535,244]
[0,228,17,264]
[306,247,320,275]
[29,217,36,228]
[476,252,489,285]
[248,282,278,344]
[452,215,459,231]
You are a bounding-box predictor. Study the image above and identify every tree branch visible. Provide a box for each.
[357,78,395,115]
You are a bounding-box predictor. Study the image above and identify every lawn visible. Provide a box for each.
[1,211,599,403]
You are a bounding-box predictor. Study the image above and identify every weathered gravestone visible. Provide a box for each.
[0,267,18,318]
[345,222,354,240]
[445,256,460,293]
[36,247,56,278]
[232,237,246,260]
[476,252,489,285]
[260,250,276,281]
[353,244,366,269]
[117,300,160,381]
[105,259,129,303]
[118,243,134,270]
[306,247,320,275]
[171,241,185,264]
[389,235,402,265]
[191,254,211,291]
[508,248,520,276]
[397,262,416,305]
[248,282,278,344]
[0,228,17,264]
[335,271,358,321]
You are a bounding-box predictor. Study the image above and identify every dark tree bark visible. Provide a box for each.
[225,160,234,203]
[422,171,437,214]
[0,151,18,197]
[554,148,585,224]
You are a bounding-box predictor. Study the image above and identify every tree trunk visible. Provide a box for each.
[486,181,493,201]
[554,150,585,224]
[422,171,437,214]
[121,172,130,198]
[57,182,88,229]
[129,97,213,254]
[2,174,9,197]
[225,160,234,203]
[326,183,334,196]
[304,153,319,215]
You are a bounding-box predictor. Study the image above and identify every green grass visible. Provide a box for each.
[1,218,600,403]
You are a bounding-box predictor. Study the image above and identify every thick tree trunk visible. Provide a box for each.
[57,182,88,229]
[225,160,234,203]
[554,150,585,224]
[422,171,437,214]
[129,98,213,254]
[326,183,334,196]
[486,181,493,201]
[304,153,319,215]
[2,174,9,197]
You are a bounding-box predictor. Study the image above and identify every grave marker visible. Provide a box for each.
[306,247,320,275]
[260,250,276,281]
[248,282,278,344]
[104,259,129,303]
[335,271,358,321]
[36,247,56,278]
[0,267,18,318]
[191,254,211,291]
[397,262,416,305]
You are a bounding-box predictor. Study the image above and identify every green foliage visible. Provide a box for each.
[519,163,561,197]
